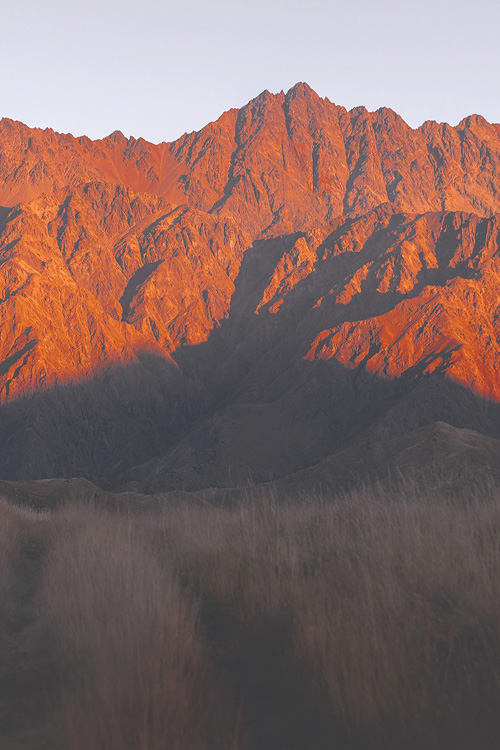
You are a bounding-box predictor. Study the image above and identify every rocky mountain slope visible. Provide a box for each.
[1,83,498,222]
[0,83,498,489]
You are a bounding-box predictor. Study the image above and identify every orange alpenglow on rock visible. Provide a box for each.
[0,83,498,485]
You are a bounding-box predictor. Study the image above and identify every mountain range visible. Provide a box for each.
[0,82,498,496]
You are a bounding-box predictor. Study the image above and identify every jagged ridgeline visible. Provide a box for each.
[0,83,498,489]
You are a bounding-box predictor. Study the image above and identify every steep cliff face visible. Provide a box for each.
[0,84,498,485]
[300,210,500,399]
[1,83,498,220]
[0,182,251,400]
[119,207,499,491]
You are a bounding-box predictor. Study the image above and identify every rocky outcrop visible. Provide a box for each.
[0,84,498,487]
[0,83,498,224]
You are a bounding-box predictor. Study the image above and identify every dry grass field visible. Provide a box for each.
[1,473,500,749]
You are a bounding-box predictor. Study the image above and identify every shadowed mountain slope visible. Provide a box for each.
[0,420,498,509]
[0,84,498,490]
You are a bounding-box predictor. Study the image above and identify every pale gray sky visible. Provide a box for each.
[2,0,498,142]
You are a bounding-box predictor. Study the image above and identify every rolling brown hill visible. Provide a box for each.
[0,83,498,489]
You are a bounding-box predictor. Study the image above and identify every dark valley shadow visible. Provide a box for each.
[0,218,498,492]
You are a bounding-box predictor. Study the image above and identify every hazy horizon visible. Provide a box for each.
[2,0,499,142]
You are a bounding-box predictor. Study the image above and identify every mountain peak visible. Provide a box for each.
[0,88,498,488]
[458,113,491,131]
[286,81,317,98]
[105,129,127,144]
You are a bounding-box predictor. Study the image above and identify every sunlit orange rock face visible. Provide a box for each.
[302,210,500,400]
[0,82,498,410]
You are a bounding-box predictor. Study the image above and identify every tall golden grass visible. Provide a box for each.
[1,474,500,749]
